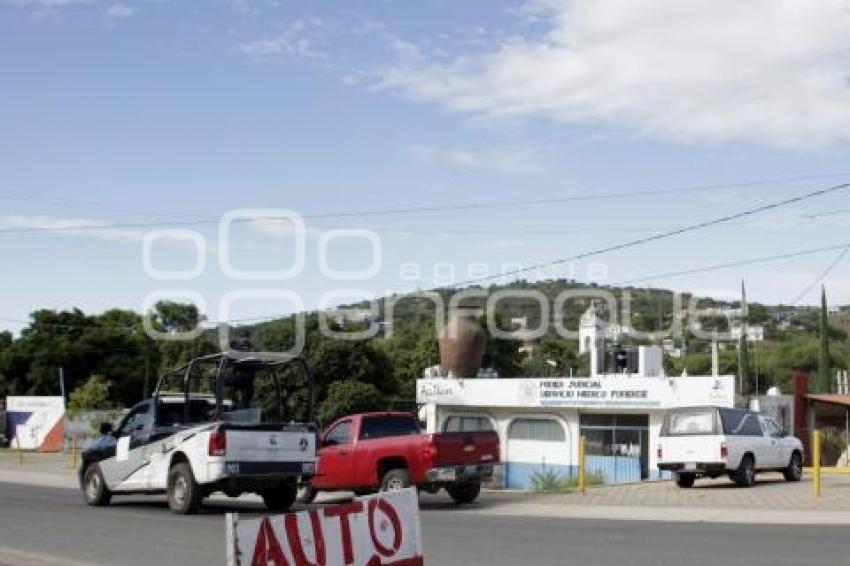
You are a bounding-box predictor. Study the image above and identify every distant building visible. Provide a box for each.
[729,324,765,342]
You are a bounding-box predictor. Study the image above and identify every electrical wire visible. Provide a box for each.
[789,245,850,305]
[1,172,848,235]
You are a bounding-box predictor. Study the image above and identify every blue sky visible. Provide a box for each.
[1,0,850,334]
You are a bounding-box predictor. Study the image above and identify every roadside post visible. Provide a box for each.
[579,434,587,494]
[813,429,821,497]
[225,512,239,566]
[15,426,23,464]
[69,437,77,469]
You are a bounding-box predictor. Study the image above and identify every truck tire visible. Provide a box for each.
[168,462,203,514]
[446,481,481,504]
[380,469,411,492]
[783,451,803,482]
[296,483,318,504]
[675,473,696,488]
[733,455,755,488]
[82,463,112,507]
[262,482,298,512]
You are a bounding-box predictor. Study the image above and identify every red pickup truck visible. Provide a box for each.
[301,412,499,504]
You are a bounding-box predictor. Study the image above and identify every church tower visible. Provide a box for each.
[579,303,604,376]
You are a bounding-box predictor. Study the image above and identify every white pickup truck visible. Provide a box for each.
[658,406,803,488]
[79,353,317,514]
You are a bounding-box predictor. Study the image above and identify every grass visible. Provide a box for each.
[530,465,605,493]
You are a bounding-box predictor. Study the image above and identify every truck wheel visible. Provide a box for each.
[263,482,298,512]
[446,481,481,504]
[675,473,696,488]
[296,484,317,504]
[733,455,755,488]
[380,469,411,492]
[168,463,203,514]
[783,451,803,482]
[82,463,112,507]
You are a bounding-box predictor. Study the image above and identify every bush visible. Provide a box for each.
[530,465,604,493]
[68,375,114,417]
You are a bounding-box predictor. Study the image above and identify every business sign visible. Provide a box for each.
[228,488,423,566]
[5,396,65,451]
[417,376,734,410]
[537,379,661,408]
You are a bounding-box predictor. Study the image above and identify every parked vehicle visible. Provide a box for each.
[301,412,500,504]
[658,406,803,488]
[79,353,317,514]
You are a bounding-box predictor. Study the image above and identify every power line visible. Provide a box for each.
[441,182,850,290]
[1,172,848,236]
[213,181,850,326]
[5,181,849,331]
[790,245,850,305]
[616,242,850,286]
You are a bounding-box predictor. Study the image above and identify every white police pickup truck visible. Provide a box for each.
[658,406,803,488]
[79,353,317,514]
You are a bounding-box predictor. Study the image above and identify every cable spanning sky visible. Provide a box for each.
[1,0,850,333]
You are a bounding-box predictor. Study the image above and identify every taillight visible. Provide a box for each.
[720,443,728,459]
[657,445,662,460]
[208,427,226,457]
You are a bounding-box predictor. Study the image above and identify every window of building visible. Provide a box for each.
[508,418,565,442]
[443,416,494,433]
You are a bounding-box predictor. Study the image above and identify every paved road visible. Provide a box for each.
[0,482,847,566]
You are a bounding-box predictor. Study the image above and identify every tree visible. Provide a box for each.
[819,285,832,393]
[68,375,113,416]
[316,380,384,426]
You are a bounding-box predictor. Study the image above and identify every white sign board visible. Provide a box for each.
[6,396,66,451]
[229,488,423,566]
[417,376,734,410]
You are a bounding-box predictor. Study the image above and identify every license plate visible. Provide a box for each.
[301,462,316,475]
[464,465,478,475]
[684,462,697,471]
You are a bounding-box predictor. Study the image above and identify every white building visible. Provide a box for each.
[417,305,735,489]
[729,325,765,342]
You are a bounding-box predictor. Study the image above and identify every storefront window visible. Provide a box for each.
[508,418,565,442]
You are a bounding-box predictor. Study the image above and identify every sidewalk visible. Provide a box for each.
[4,450,850,524]
[455,473,850,524]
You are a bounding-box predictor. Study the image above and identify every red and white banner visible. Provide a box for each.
[229,488,424,566]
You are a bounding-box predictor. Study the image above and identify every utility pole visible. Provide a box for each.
[58,367,66,403]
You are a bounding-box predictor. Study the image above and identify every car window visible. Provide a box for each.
[730,413,763,436]
[663,409,717,435]
[117,403,151,437]
[443,416,494,433]
[324,420,352,446]
[361,416,420,439]
[763,418,784,438]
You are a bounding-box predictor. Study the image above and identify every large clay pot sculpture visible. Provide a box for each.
[438,307,486,378]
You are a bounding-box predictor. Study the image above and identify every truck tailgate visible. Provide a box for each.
[225,427,316,463]
[433,431,500,466]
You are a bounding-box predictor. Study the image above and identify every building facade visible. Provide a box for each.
[417,373,735,489]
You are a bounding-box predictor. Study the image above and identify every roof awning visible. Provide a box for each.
[805,394,850,408]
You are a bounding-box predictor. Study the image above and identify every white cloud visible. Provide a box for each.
[0,215,146,242]
[105,3,136,19]
[408,143,541,174]
[238,19,329,62]
[379,0,850,148]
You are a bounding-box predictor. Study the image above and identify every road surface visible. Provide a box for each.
[0,482,845,566]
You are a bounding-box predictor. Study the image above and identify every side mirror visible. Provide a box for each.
[99,422,114,436]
